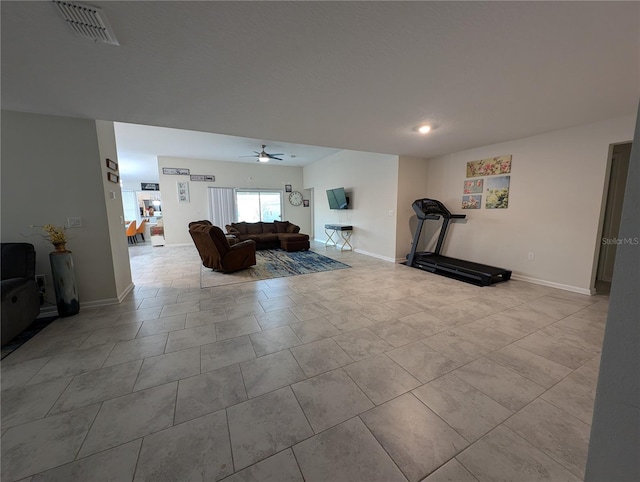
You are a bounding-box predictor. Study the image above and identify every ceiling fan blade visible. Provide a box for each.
[239,155,258,158]
[268,153,284,157]
[270,156,283,161]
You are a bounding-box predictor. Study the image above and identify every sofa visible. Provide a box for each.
[188,221,257,273]
[225,221,310,252]
[1,243,41,345]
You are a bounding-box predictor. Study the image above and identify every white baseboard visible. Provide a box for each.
[353,248,395,263]
[80,282,135,308]
[38,306,58,316]
[81,298,120,308]
[313,238,396,263]
[312,238,353,253]
[313,237,333,246]
[38,282,136,315]
[511,274,594,295]
[117,282,135,302]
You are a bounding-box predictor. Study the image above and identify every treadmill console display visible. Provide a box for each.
[412,199,452,218]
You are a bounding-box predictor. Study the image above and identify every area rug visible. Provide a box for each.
[201,249,350,287]
[1,315,58,360]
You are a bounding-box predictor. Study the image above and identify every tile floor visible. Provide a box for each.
[0,242,606,481]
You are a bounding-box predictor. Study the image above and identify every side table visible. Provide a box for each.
[324,224,353,251]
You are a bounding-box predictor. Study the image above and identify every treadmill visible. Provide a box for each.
[406,199,511,286]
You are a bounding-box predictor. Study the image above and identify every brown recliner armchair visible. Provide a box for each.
[188,222,256,274]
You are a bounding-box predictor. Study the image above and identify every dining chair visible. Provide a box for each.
[125,221,138,244]
[135,219,148,241]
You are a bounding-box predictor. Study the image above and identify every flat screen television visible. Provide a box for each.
[327,187,349,209]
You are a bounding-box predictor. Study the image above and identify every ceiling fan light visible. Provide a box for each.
[258,154,269,162]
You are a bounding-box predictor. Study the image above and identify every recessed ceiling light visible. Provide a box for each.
[417,125,431,134]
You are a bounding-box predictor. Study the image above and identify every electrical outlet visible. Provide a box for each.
[528,251,535,261]
[388,210,393,217]
[36,274,46,297]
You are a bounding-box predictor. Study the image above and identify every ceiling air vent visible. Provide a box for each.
[52,1,119,45]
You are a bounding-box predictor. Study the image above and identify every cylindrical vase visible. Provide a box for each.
[49,249,80,317]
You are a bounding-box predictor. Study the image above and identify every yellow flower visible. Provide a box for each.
[43,224,67,245]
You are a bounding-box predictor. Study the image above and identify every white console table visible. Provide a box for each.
[324,224,353,251]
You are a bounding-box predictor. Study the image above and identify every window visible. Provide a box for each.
[236,190,282,223]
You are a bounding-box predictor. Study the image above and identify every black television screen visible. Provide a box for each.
[327,187,348,209]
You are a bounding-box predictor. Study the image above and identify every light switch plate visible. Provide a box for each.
[67,217,82,228]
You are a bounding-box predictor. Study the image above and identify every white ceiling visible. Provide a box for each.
[2,1,638,182]
[113,122,340,182]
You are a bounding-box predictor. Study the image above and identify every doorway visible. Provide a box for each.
[308,188,315,239]
[596,142,632,294]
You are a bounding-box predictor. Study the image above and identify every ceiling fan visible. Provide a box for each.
[241,145,284,163]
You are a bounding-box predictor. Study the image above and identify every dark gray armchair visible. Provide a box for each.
[1,243,41,345]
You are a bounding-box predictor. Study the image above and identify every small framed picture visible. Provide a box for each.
[106,158,118,171]
[285,184,292,192]
[107,172,119,183]
[190,175,215,182]
[177,181,190,203]
[303,199,310,207]
[163,167,190,175]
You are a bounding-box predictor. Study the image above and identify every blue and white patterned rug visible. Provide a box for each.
[201,249,350,287]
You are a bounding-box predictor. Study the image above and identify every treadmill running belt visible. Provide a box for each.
[413,254,511,286]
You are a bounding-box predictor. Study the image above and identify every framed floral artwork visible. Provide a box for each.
[485,176,510,209]
[463,179,484,194]
[466,155,512,178]
[462,195,481,209]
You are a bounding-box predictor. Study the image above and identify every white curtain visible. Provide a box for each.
[208,187,235,228]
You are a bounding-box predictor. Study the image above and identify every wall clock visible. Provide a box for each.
[289,191,303,206]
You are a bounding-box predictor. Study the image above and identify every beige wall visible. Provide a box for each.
[303,150,399,260]
[424,115,635,293]
[1,111,124,307]
[95,120,134,301]
[157,156,308,245]
[396,156,430,261]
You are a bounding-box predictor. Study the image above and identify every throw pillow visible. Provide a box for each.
[274,221,289,233]
[247,223,263,235]
[286,224,300,233]
[262,223,276,234]
[234,222,248,235]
